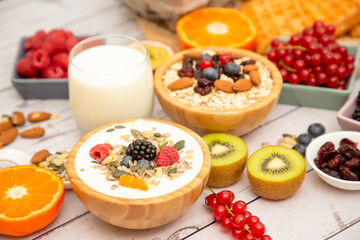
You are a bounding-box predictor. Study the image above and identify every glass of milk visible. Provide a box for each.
[68,34,154,133]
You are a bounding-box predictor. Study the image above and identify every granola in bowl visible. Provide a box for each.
[162,50,274,110]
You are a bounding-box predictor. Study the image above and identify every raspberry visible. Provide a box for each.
[32,37,44,50]
[35,29,47,41]
[156,146,180,167]
[16,57,36,77]
[42,31,67,55]
[32,49,51,70]
[24,36,34,51]
[89,143,113,163]
[41,65,65,78]
[65,37,79,53]
[25,50,35,59]
[52,52,69,70]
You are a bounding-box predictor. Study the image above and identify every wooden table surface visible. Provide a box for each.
[1,1,360,239]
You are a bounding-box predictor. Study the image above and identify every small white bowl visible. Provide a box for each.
[337,93,360,131]
[306,131,360,190]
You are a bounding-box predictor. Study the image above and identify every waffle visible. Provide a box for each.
[241,0,360,54]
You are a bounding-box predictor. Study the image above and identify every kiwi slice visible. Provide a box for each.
[247,145,306,200]
[202,133,248,188]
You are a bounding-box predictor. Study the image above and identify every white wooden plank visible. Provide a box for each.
[330,221,360,240]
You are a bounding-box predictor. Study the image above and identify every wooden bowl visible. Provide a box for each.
[154,47,283,136]
[67,119,211,229]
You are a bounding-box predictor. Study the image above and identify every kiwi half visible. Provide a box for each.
[247,145,306,200]
[202,133,248,188]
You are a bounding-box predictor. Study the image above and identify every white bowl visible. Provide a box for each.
[306,131,360,190]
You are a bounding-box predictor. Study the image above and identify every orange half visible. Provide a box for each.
[0,165,65,236]
[176,8,257,50]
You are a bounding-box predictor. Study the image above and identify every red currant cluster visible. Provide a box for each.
[267,21,355,89]
[205,188,271,240]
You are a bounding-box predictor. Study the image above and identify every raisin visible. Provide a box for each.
[198,78,213,87]
[241,59,256,66]
[194,68,202,79]
[212,54,220,62]
[341,167,359,181]
[194,86,211,96]
[178,69,194,78]
[345,157,360,168]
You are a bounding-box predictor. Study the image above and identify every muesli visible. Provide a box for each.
[162,50,274,110]
[89,125,193,191]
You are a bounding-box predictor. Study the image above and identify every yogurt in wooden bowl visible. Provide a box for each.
[67,119,211,229]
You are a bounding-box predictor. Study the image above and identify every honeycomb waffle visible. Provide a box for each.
[241,0,360,54]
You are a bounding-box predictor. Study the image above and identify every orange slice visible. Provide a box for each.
[119,174,149,191]
[176,8,257,50]
[0,165,65,236]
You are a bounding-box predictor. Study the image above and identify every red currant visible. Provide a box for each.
[219,53,233,66]
[328,42,340,52]
[242,232,256,240]
[216,190,234,205]
[327,76,339,88]
[232,200,247,215]
[315,72,328,85]
[332,53,342,65]
[251,222,266,238]
[302,27,314,36]
[337,46,348,58]
[260,235,272,240]
[244,211,252,222]
[313,26,326,38]
[307,42,320,54]
[232,228,245,239]
[293,59,305,72]
[247,215,260,229]
[336,65,347,79]
[312,65,324,75]
[280,68,289,82]
[220,217,233,230]
[205,193,217,209]
[310,53,321,65]
[292,49,304,59]
[319,34,332,46]
[346,55,355,64]
[199,59,213,70]
[232,214,246,229]
[338,79,347,90]
[322,52,334,65]
[267,50,276,62]
[313,20,325,29]
[213,204,227,222]
[270,39,282,48]
[288,73,300,84]
[303,35,317,47]
[283,54,294,66]
[289,33,303,45]
[299,69,311,83]
[325,24,336,35]
[308,76,317,86]
[275,49,287,60]
[326,63,338,76]
[303,54,312,66]
[347,63,355,74]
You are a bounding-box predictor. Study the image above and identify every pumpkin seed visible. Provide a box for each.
[113,170,127,178]
[57,165,66,173]
[91,161,99,164]
[49,163,58,170]
[110,166,117,174]
[110,160,120,167]
[173,140,185,151]
[154,132,161,137]
[159,141,168,149]
[114,125,125,129]
[138,165,146,177]
[106,128,115,132]
[129,165,140,172]
[167,167,177,176]
[131,129,142,138]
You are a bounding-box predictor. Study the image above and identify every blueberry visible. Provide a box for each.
[308,123,325,138]
[137,159,151,170]
[293,144,306,156]
[224,62,240,75]
[296,133,312,147]
[199,54,212,60]
[120,155,133,168]
[203,67,219,81]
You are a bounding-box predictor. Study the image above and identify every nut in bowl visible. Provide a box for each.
[67,119,211,229]
[154,47,283,136]
[306,131,360,190]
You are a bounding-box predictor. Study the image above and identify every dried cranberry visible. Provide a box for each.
[322,168,341,179]
[198,79,213,87]
[341,167,359,181]
[178,69,194,78]
[194,68,202,79]
[340,138,356,148]
[241,59,256,66]
[314,157,323,169]
[328,155,343,169]
[318,142,335,155]
[339,144,357,159]
[319,150,338,162]
[345,157,360,168]
[194,85,212,96]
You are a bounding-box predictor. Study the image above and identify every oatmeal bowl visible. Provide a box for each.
[154,47,283,136]
[67,119,211,229]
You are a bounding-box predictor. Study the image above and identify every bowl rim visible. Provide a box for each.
[67,118,211,205]
[153,46,283,116]
[306,131,360,186]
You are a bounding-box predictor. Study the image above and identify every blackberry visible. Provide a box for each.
[126,139,157,160]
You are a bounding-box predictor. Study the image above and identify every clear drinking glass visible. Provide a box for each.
[68,34,154,133]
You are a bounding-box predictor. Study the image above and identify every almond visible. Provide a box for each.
[11,111,25,126]
[214,80,236,93]
[27,112,51,122]
[250,70,262,86]
[0,120,13,132]
[233,79,253,92]
[243,64,258,73]
[20,127,45,138]
[167,77,194,90]
[31,149,50,164]
[0,127,18,145]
